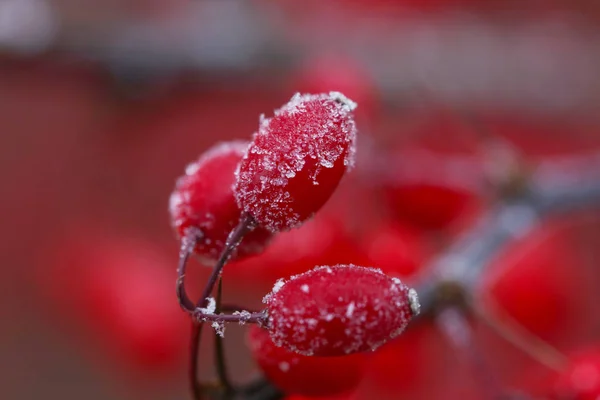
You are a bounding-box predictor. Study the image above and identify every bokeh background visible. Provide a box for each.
[3,1,600,399]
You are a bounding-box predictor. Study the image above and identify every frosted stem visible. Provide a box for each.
[189,214,257,400]
[177,228,202,312]
[196,214,257,311]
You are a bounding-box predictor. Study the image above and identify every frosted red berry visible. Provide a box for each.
[247,325,366,397]
[234,92,358,233]
[169,141,272,264]
[263,264,420,356]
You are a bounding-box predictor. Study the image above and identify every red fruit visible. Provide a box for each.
[235,92,358,233]
[551,348,600,400]
[361,223,427,279]
[363,323,431,395]
[169,140,272,264]
[224,213,362,296]
[481,221,583,343]
[293,55,378,122]
[248,325,366,397]
[40,229,188,372]
[263,264,420,356]
[382,182,476,231]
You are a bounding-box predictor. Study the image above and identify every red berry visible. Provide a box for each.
[551,348,600,400]
[293,55,378,122]
[247,325,366,397]
[39,228,188,372]
[235,92,358,233]
[361,223,427,279]
[169,140,272,264]
[224,213,362,296]
[263,264,420,356]
[480,221,583,343]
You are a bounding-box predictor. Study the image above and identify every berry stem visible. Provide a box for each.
[436,307,504,400]
[194,310,268,325]
[197,214,257,311]
[474,298,567,372]
[214,278,234,394]
[188,214,257,400]
[177,228,201,312]
[189,322,204,400]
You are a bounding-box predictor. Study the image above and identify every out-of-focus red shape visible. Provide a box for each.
[37,224,188,374]
[248,325,366,397]
[224,212,362,301]
[550,347,600,400]
[292,54,379,124]
[360,222,428,279]
[481,219,587,344]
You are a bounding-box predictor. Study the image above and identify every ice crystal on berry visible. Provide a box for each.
[235,92,358,233]
[169,140,272,264]
[263,264,418,356]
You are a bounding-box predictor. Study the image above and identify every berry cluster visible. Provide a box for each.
[167,90,600,400]
[169,92,420,399]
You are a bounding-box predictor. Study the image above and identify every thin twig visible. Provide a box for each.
[190,323,204,400]
[437,307,505,400]
[178,228,201,312]
[189,214,256,400]
[214,278,234,393]
[474,299,567,372]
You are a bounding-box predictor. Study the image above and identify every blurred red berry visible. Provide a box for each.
[169,140,272,264]
[235,92,358,233]
[224,212,361,296]
[263,264,420,356]
[41,228,188,372]
[248,325,366,397]
[360,222,427,279]
[481,221,584,344]
[551,348,600,400]
[293,55,378,122]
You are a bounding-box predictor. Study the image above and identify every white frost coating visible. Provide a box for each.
[263,278,287,304]
[345,302,355,318]
[211,321,225,337]
[199,297,216,315]
[278,361,290,372]
[328,91,358,112]
[265,264,415,356]
[169,140,249,234]
[234,92,358,232]
[300,284,310,293]
[233,310,252,325]
[408,289,421,316]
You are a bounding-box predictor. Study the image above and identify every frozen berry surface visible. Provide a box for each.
[263,264,419,356]
[235,92,358,232]
[169,140,272,264]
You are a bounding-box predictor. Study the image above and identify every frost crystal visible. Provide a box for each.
[408,288,421,316]
[233,310,252,325]
[234,92,358,232]
[212,321,225,337]
[278,361,290,372]
[199,297,216,315]
[264,264,416,357]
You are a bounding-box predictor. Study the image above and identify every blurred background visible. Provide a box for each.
[3,1,600,399]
